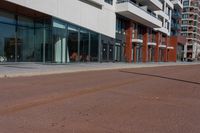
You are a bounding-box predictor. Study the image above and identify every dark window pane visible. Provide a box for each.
[90,33,99,62]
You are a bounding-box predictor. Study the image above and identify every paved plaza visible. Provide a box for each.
[0,64,200,133]
[0,62,200,78]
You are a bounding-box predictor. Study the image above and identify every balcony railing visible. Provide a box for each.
[116,0,157,19]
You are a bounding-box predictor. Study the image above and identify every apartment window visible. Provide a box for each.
[183,7,189,12]
[104,0,113,5]
[194,21,197,26]
[183,1,189,6]
[181,26,187,31]
[182,33,187,37]
[182,14,188,19]
[194,15,198,20]
[182,20,188,25]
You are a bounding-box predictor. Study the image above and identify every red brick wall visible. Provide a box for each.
[142,28,148,63]
[155,32,160,62]
[168,37,178,62]
[125,20,133,63]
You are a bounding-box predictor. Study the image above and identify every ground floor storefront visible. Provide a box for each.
[0,2,118,63]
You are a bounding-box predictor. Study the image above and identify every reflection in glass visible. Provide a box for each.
[17,16,34,62]
[80,30,89,62]
[68,26,78,62]
[0,10,16,62]
[53,20,67,63]
[90,33,99,62]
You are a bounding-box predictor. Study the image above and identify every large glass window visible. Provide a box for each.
[0,10,102,63]
[0,23,16,62]
[80,30,89,62]
[90,33,99,62]
[0,11,16,62]
[0,9,52,63]
[34,19,52,62]
[53,20,67,63]
[68,25,79,62]
[17,16,34,62]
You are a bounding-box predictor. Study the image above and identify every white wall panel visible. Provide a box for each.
[6,0,116,38]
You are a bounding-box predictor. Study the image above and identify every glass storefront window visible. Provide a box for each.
[0,23,16,62]
[0,9,52,63]
[0,9,105,63]
[53,20,67,63]
[17,16,35,62]
[0,10,15,24]
[90,33,99,62]
[68,25,79,62]
[80,30,89,62]
[0,10,16,62]
[35,19,52,62]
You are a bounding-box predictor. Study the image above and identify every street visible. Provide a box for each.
[0,64,200,133]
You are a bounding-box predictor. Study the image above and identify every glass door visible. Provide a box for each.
[115,44,121,62]
[136,45,143,62]
[109,44,113,61]
[102,43,108,61]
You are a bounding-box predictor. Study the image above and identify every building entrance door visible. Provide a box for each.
[102,43,114,62]
[102,43,108,61]
[148,46,155,62]
[136,45,143,62]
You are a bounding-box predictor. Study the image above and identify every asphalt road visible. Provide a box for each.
[0,64,200,133]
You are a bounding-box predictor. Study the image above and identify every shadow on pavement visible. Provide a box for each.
[120,70,200,85]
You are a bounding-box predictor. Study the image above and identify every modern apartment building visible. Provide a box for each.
[0,0,183,63]
[181,0,200,61]
[169,0,186,62]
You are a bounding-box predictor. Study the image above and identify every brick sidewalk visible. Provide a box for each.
[0,62,200,78]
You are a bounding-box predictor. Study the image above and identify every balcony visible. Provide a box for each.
[148,42,157,46]
[135,0,162,11]
[132,34,143,43]
[155,27,169,35]
[171,0,183,9]
[167,46,174,50]
[159,44,167,49]
[116,0,162,28]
